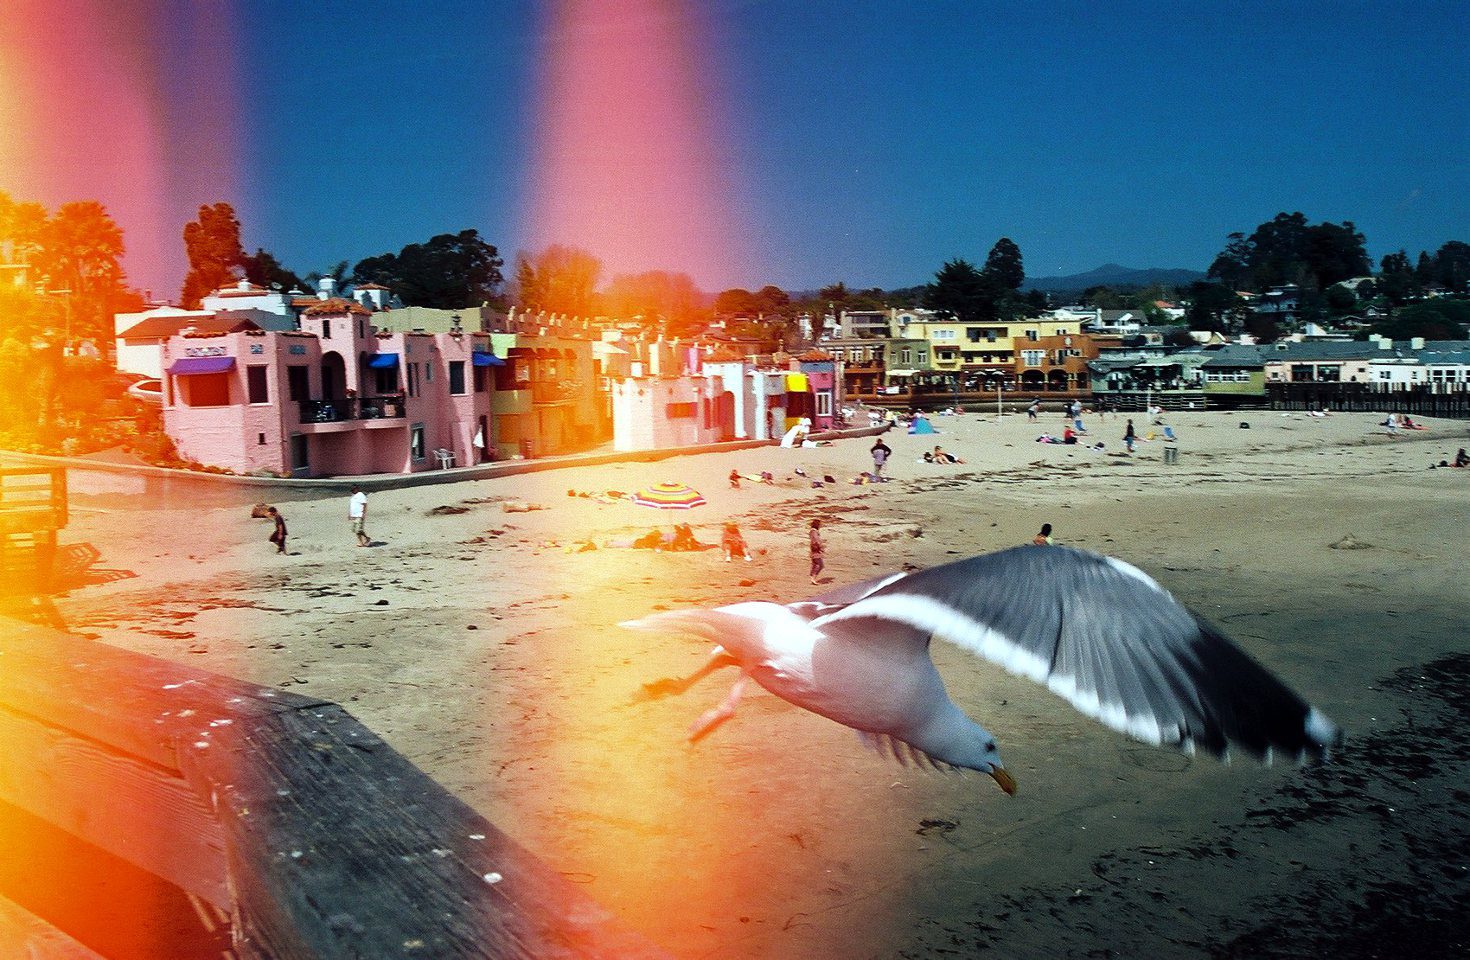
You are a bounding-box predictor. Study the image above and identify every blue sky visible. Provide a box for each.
[20,0,1470,296]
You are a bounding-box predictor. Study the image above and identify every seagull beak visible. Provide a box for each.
[989,767,1017,795]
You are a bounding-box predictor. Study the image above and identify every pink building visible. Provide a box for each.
[161,299,500,477]
[610,376,726,451]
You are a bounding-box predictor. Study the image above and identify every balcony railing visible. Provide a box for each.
[298,398,406,424]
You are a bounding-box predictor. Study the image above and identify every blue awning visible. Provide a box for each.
[367,353,400,369]
[167,356,235,375]
[472,351,506,367]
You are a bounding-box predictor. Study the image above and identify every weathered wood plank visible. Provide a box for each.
[0,619,329,770]
[0,705,230,907]
[0,893,109,960]
[2,619,672,959]
[182,705,672,960]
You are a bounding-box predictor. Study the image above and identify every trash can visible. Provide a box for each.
[1163,446,1178,465]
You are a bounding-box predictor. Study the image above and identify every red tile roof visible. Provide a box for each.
[117,314,261,340]
[302,297,371,316]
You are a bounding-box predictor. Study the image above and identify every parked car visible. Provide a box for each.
[126,378,163,405]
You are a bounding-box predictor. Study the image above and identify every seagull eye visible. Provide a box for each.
[985,743,996,753]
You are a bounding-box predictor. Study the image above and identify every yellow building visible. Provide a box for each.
[897,314,1085,381]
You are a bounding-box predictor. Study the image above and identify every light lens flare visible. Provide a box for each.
[524,0,749,288]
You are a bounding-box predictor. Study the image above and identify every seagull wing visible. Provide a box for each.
[812,545,1340,761]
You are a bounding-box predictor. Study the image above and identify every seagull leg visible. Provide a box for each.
[688,674,750,743]
[636,646,739,702]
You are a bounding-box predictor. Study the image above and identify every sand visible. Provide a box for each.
[44,409,1470,958]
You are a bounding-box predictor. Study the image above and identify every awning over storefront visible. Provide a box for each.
[886,369,919,377]
[167,356,235,375]
[471,351,506,367]
[367,353,400,369]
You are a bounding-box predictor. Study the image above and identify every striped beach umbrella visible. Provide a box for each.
[631,481,707,509]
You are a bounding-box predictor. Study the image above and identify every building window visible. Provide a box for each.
[257,432,266,445]
[449,360,466,395]
[667,401,697,419]
[967,328,983,342]
[473,365,487,392]
[181,373,229,407]
[407,363,420,398]
[918,352,928,364]
[246,365,269,404]
[287,365,309,401]
[375,365,399,394]
[410,423,426,460]
[321,318,331,338]
[1026,330,1039,341]
[900,348,912,365]
[816,392,832,416]
[425,362,433,383]
[1021,350,1045,366]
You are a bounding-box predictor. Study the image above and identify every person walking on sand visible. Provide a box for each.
[722,521,751,562]
[1124,418,1137,454]
[1032,522,1053,546]
[870,437,892,477]
[1027,400,1040,422]
[267,506,288,554]
[349,486,370,546]
[809,519,825,584]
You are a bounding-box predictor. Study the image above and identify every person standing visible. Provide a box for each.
[809,519,825,585]
[1026,400,1040,421]
[267,506,288,554]
[870,437,892,477]
[1124,418,1137,453]
[349,486,370,546]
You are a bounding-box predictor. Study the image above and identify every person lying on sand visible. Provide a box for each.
[930,445,965,464]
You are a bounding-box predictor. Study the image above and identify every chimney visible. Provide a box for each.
[318,276,336,300]
[1411,336,1425,350]
[237,279,251,291]
[1378,337,1392,350]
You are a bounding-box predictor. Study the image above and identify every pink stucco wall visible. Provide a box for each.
[162,309,495,477]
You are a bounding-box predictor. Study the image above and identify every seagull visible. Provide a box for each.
[622,545,1342,795]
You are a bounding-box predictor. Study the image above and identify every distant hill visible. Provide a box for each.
[1025,263,1205,294]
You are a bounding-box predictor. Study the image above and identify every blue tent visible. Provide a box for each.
[908,415,936,435]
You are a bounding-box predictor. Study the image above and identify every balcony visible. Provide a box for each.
[298,397,406,427]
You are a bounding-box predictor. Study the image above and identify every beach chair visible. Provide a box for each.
[434,448,456,469]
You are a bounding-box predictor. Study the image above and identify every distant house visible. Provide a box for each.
[161,299,496,477]
[1198,344,1271,404]
[114,311,267,378]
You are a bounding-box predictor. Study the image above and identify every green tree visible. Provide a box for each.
[180,203,246,307]
[1432,241,1470,294]
[352,230,504,309]
[924,259,990,323]
[1378,250,1416,305]
[1183,281,1247,332]
[35,200,127,340]
[603,270,707,334]
[1207,232,1253,289]
[714,288,758,315]
[1324,283,1358,316]
[1369,300,1470,341]
[982,237,1025,291]
[242,248,306,291]
[513,245,601,316]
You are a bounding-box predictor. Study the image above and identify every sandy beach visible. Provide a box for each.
[44,409,1470,958]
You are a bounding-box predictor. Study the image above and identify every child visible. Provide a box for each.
[722,522,750,562]
[809,519,825,584]
[267,506,288,554]
[729,469,741,489]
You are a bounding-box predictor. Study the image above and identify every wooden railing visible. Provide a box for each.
[0,620,671,960]
[0,467,66,597]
